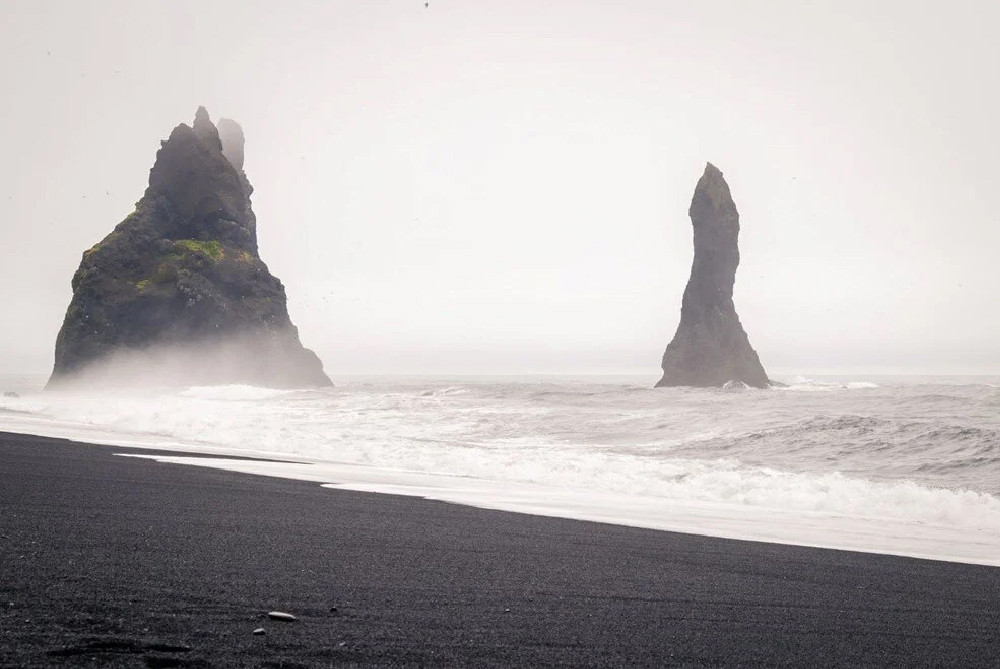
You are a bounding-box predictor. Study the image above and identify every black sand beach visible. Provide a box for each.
[2,432,999,667]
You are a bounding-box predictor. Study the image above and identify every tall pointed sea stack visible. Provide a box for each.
[49,107,331,388]
[656,163,768,389]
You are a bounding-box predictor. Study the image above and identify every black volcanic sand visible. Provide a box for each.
[2,432,999,667]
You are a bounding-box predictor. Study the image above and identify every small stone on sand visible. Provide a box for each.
[252,628,265,635]
[267,611,297,622]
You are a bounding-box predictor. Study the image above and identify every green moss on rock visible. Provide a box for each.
[49,107,330,388]
[174,239,224,262]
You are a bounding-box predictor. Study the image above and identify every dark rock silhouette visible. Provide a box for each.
[49,107,331,388]
[656,163,769,389]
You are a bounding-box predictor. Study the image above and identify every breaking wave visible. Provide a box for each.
[3,373,1000,562]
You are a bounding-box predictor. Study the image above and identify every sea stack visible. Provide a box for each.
[48,107,331,388]
[656,163,769,389]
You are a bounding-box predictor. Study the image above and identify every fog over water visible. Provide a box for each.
[2,1,999,375]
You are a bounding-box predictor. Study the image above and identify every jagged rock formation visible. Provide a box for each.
[48,107,331,388]
[656,163,769,389]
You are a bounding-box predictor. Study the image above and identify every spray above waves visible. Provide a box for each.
[179,384,303,401]
[46,337,329,391]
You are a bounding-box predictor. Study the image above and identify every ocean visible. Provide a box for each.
[2,373,999,566]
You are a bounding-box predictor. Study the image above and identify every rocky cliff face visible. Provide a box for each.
[656,163,769,389]
[49,107,331,388]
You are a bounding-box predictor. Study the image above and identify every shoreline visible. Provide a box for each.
[3,430,1000,666]
[3,416,998,568]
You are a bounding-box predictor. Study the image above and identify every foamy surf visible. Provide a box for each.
[113,453,1000,567]
[2,374,999,566]
[775,376,881,391]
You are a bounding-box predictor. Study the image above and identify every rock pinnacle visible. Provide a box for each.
[48,107,331,388]
[656,163,769,388]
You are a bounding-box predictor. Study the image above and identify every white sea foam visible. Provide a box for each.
[777,376,880,392]
[2,374,999,565]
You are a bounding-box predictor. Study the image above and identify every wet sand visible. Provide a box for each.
[2,431,999,667]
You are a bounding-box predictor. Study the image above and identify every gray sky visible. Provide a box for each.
[1,0,998,376]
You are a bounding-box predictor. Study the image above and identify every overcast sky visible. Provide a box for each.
[1,0,998,376]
